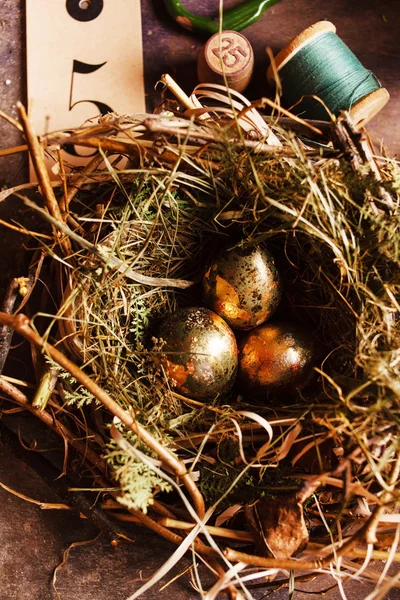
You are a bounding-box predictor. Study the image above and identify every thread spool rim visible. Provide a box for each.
[349,87,390,127]
[267,21,336,86]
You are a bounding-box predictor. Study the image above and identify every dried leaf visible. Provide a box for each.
[245,495,309,559]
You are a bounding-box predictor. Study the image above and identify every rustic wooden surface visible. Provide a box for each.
[0,1,400,598]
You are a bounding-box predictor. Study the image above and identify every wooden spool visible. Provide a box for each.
[198,30,254,93]
[266,21,390,127]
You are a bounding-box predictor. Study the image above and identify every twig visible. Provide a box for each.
[0,217,52,239]
[101,498,176,519]
[0,363,230,591]
[0,144,28,157]
[63,152,105,210]
[56,149,69,219]
[45,132,183,165]
[224,548,320,571]
[342,547,400,562]
[0,376,106,474]
[0,263,38,376]
[0,376,36,389]
[158,517,254,542]
[295,473,380,505]
[160,73,199,113]
[16,103,72,257]
[144,119,329,156]
[224,545,400,575]
[225,495,399,573]
[0,312,206,520]
[363,452,400,545]
[46,134,140,157]
[0,108,24,132]
[254,98,323,136]
[0,479,71,510]
[0,278,20,375]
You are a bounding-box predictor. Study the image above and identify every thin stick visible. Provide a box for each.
[0,420,134,543]
[144,119,322,156]
[0,480,71,510]
[0,312,206,520]
[0,377,201,543]
[0,279,19,375]
[56,149,69,219]
[0,376,106,474]
[100,498,176,519]
[158,518,255,542]
[0,108,24,131]
[160,74,199,112]
[0,218,52,240]
[63,152,105,209]
[47,134,139,157]
[0,372,226,581]
[224,548,320,571]
[344,547,400,562]
[295,473,380,504]
[0,376,36,389]
[0,144,28,157]
[45,133,182,165]
[16,103,72,257]
[254,97,323,136]
[225,497,399,572]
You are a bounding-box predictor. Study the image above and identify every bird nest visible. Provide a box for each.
[0,79,399,599]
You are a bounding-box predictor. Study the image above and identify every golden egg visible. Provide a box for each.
[157,307,238,400]
[238,322,316,397]
[202,245,281,330]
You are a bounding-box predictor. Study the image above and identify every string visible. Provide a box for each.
[279,31,382,121]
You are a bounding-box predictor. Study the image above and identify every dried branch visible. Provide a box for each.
[16,103,72,257]
[0,375,105,474]
[158,517,254,542]
[0,311,206,520]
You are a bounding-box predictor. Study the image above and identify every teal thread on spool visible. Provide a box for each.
[279,31,381,120]
[267,22,389,125]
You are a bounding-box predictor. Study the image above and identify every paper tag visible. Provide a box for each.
[26,0,145,178]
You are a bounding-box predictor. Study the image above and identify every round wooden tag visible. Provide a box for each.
[198,30,254,92]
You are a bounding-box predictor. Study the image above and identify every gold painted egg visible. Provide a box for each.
[157,307,238,400]
[202,245,281,330]
[238,322,316,397]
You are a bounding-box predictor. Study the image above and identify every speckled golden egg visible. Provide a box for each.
[157,307,238,400]
[202,245,282,330]
[238,322,316,397]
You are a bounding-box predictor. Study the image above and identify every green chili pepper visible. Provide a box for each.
[164,0,282,35]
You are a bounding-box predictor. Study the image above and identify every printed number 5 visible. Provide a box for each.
[64,60,112,157]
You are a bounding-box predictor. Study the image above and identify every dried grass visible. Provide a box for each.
[0,81,399,598]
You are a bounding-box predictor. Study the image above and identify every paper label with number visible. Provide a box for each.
[26,0,145,177]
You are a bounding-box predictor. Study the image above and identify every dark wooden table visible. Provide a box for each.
[0,1,399,598]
